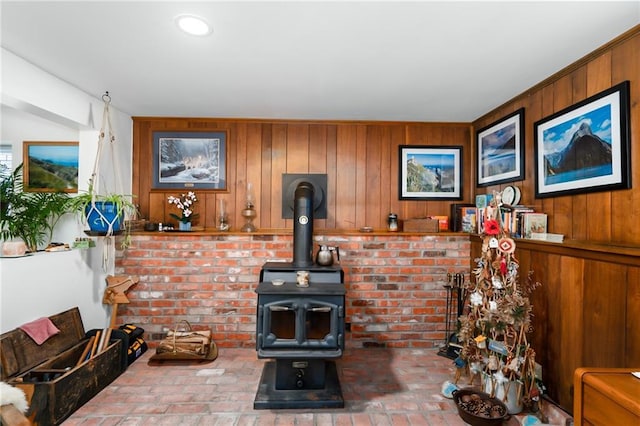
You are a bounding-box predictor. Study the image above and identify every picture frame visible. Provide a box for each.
[152,131,227,190]
[23,141,79,192]
[399,145,463,200]
[476,108,525,187]
[534,80,631,198]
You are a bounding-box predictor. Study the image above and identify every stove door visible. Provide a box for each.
[257,296,343,352]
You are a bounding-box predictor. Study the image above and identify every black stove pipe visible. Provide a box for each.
[292,182,314,268]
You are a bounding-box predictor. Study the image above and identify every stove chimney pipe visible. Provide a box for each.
[292,181,314,268]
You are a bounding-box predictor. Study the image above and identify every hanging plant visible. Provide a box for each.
[70,92,136,251]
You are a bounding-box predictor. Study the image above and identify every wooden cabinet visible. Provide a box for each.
[573,368,640,425]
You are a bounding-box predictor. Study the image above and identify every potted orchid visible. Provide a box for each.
[168,191,198,231]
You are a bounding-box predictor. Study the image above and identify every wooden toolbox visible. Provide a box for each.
[0,307,123,425]
[402,218,440,232]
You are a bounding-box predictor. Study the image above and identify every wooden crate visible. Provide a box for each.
[0,308,123,425]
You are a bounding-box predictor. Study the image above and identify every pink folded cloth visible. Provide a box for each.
[19,317,61,345]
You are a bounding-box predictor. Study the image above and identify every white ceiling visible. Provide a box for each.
[1,1,639,123]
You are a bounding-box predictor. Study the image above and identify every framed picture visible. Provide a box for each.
[152,131,227,190]
[534,81,631,198]
[23,141,79,192]
[476,108,525,187]
[399,145,463,200]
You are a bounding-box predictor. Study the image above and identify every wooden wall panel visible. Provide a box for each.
[627,267,640,367]
[557,256,584,410]
[335,125,358,229]
[582,262,627,367]
[611,34,640,243]
[132,119,471,230]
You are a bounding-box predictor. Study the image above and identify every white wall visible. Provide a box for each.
[0,48,133,333]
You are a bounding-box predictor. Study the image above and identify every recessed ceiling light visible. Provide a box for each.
[175,14,212,36]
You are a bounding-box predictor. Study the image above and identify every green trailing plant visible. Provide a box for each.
[1,163,72,252]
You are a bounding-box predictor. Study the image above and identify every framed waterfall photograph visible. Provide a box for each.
[399,145,462,200]
[23,141,79,192]
[534,81,631,198]
[152,131,227,190]
[476,108,525,187]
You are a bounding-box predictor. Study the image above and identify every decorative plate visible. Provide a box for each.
[502,185,519,206]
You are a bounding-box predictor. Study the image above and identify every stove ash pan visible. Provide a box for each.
[256,263,346,359]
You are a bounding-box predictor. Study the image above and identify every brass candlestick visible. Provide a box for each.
[241,202,257,232]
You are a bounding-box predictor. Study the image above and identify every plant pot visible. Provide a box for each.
[85,201,124,234]
[179,221,192,231]
[483,373,523,414]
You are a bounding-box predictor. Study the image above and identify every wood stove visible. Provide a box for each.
[254,181,346,409]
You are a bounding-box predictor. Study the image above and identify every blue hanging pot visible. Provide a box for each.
[85,201,123,234]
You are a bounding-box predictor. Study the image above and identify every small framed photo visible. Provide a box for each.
[476,108,525,187]
[399,145,463,200]
[152,131,227,190]
[23,141,79,192]
[534,81,631,198]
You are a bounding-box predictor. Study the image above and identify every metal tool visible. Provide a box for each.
[438,271,466,359]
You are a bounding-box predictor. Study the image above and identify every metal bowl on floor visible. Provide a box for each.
[452,388,509,426]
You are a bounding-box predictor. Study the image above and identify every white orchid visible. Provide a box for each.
[168,192,199,223]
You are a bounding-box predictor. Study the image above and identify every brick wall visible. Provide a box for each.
[115,233,471,349]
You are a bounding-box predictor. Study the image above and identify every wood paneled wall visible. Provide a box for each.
[132,118,471,230]
[472,25,640,245]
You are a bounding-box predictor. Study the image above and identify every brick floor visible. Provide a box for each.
[63,347,571,425]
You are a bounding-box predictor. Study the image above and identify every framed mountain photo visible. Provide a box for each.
[534,81,631,198]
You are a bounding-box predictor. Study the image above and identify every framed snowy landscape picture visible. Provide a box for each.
[152,131,227,190]
[534,81,630,198]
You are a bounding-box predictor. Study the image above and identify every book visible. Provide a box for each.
[522,213,547,239]
[475,194,493,209]
[429,215,449,231]
[460,207,477,233]
[509,206,535,238]
[449,203,475,232]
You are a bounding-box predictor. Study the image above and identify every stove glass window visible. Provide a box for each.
[270,306,296,339]
[306,306,331,339]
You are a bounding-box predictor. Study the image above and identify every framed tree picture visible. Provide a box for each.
[399,145,463,200]
[476,108,525,187]
[534,81,631,198]
[152,131,227,190]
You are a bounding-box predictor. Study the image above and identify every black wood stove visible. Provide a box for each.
[254,182,346,409]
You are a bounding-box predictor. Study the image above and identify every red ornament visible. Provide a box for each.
[484,219,500,235]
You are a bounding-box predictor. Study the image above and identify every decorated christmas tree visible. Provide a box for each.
[455,191,544,415]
